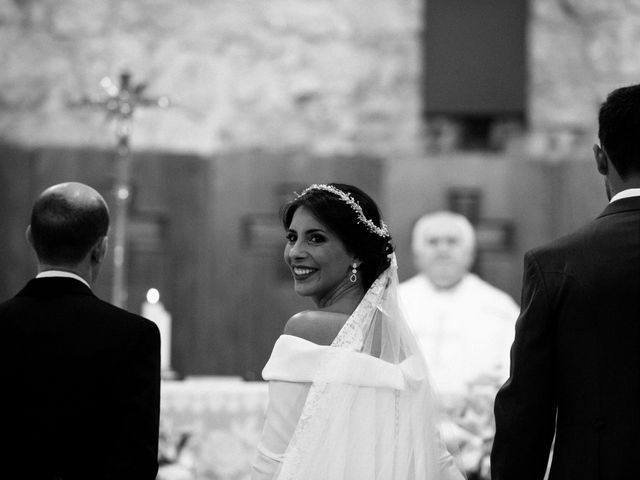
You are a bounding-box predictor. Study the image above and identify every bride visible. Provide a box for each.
[252,183,463,480]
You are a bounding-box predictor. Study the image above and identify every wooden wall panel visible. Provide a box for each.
[387,154,606,302]
[0,144,607,379]
[127,152,211,377]
[0,145,383,378]
[387,153,522,298]
[204,152,383,378]
[0,144,34,299]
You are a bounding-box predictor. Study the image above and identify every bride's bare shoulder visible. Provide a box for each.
[284,310,349,346]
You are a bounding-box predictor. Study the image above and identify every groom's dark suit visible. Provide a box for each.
[0,276,161,480]
[492,195,640,480]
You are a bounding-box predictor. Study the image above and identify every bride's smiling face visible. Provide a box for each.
[285,206,354,304]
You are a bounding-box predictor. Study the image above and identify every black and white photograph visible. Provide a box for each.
[1,0,639,479]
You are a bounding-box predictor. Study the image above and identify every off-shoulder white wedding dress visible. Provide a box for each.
[252,256,464,480]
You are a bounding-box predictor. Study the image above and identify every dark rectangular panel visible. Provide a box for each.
[424,0,527,116]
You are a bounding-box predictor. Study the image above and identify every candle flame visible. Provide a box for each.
[146,288,160,304]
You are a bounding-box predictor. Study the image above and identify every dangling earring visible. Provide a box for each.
[350,262,358,283]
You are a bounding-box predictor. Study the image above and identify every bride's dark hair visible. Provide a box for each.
[281,183,394,291]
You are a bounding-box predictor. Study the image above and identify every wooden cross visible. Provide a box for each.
[77,71,170,307]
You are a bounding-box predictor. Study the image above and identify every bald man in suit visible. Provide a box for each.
[0,182,161,480]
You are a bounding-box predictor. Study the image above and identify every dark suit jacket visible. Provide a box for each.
[491,196,640,480]
[0,277,161,480]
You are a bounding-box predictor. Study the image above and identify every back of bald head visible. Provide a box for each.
[30,182,109,266]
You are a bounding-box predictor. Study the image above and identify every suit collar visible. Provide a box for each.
[597,195,640,219]
[17,277,95,298]
[609,188,640,203]
[36,270,91,289]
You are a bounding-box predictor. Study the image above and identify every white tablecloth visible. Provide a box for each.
[158,378,268,480]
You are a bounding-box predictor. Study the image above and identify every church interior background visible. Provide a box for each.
[1,0,637,478]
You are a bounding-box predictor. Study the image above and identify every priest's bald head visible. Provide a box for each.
[26,182,109,284]
[411,211,476,289]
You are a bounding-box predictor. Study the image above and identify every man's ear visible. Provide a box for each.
[593,144,609,175]
[91,236,108,264]
[25,225,33,247]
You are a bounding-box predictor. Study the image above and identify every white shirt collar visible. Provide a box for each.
[610,188,640,203]
[36,270,91,289]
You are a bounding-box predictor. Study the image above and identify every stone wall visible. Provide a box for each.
[4,0,640,160]
[527,0,640,160]
[0,0,422,159]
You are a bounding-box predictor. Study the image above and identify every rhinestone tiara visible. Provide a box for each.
[296,184,390,238]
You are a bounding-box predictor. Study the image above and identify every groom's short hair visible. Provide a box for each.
[598,83,640,178]
[30,191,109,265]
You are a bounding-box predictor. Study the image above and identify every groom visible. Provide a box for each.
[0,182,161,479]
[491,84,640,479]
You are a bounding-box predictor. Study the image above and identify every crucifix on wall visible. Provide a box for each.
[76,71,170,307]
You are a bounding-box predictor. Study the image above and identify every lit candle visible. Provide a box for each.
[141,288,172,372]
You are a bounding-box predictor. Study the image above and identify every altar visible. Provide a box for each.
[158,378,268,480]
